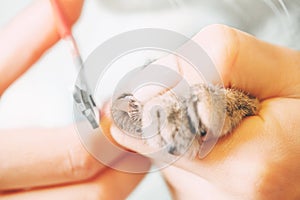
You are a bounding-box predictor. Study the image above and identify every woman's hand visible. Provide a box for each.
[0,0,83,94]
[0,1,150,199]
[0,126,149,199]
[108,24,300,199]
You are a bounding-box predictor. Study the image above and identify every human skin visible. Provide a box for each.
[1,0,300,199]
[107,24,300,199]
[0,1,150,199]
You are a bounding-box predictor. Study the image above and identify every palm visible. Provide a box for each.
[162,97,300,199]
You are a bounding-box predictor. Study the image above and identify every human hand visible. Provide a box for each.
[0,1,150,199]
[106,24,300,199]
[0,126,149,200]
[0,0,83,94]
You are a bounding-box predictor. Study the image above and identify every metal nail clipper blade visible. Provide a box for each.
[50,0,99,129]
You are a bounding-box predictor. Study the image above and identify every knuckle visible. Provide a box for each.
[64,143,99,181]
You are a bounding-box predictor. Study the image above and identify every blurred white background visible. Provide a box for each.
[0,0,299,199]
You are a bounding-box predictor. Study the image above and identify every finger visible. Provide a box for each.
[0,125,124,191]
[193,24,300,100]
[106,25,300,197]
[163,99,300,198]
[1,154,150,200]
[164,25,300,191]
[108,24,300,153]
[161,165,228,200]
[107,24,299,161]
[0,0,83,95]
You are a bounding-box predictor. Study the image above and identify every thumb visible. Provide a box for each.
[193,24,300,100]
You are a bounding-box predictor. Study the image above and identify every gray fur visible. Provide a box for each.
[111,83,260,158]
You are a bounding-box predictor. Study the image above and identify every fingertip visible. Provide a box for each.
[109,125,140,152]
[50,0,84,27]
[99,101,123,148]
